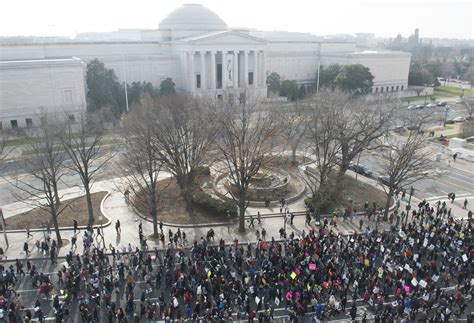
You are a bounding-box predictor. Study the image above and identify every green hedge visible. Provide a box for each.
[191,185,237,218]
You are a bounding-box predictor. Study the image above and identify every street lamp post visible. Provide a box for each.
[404,186,414,227]
[443,107,449,127]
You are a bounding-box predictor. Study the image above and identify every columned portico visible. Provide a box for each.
[261,51,266,88]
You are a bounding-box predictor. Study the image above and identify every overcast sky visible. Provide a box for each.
[1,0,472,39]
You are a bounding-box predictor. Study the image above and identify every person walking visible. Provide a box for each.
[23,242,30,256]
[463,198,468,209]
[257,211,261,225]
[290,213,295,225]
[73,219,78,235]
[115,220,121,234]
[305,211,311,226]
[453,153,457,162]
[26,226,32,239]
[261,228,266,240]
[159,221,163,234]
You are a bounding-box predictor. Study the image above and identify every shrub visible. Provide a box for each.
[191,186,237,218]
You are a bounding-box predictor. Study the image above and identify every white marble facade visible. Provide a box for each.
[0,4,411,128]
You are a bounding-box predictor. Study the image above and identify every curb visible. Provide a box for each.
[2,191,112,233]
[0,225,394,263]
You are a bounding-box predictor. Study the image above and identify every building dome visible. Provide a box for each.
[159,4,227,31]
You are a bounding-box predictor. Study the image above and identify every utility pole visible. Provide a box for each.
[121,55,129,113]
[404,186,414,227]
[316,43,321,93]
[443,107,449,127]
[0,208,8,249]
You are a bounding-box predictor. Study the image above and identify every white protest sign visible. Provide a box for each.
[411,278,418,287]
[419,280,427,288]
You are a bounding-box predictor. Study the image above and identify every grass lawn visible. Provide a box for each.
[434,86,474,98]
[4,191,107,230]
[428,125,455,132]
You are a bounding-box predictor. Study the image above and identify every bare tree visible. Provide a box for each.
[464,96,474,119]
[151,95,215,211]
[461,120,474,138]
[303,100,341,212]
[279,102,309,165]
[60,112,112,226]
[118,97,164,237]
[10,118,67,245]
[321,91,395,197]
[379,130,431,220]
[212,97,283,232]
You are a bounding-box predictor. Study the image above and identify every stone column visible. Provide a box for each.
[243,50,248,87]
[220,51,227,90]
[189,51,195,92]
[182,52,188,91]
[253,50,259,87]
[261,51,266,88]
[200,51,206,91]
[210,51,216,90]
[233,50,239,88]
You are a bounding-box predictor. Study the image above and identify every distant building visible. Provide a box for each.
[0,4,411,129]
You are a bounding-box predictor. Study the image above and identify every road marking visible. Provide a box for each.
[436,177,471,192]
[444,174,474,187]
[425,193,472,201]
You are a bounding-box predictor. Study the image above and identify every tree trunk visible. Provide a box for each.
[177,174,194,214]
[383,189,393,221]
[291,145,297,166]
[238,191,246,233]
[85,185,94,226]
[50,206,62,247]
[150,189,159,238]
[53,182,61,207]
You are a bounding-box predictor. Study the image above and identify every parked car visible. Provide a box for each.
[437,101,447,106]
[415,104,425,109]
[453,117,466,123]
[378,175,391,186]
[407,105,416,110]
[349,164,372,178]
[445,119,455,124]
[392,126,406,133]
[426,103,437,108]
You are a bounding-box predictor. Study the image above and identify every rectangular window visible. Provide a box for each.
[10,120,18,129]
[248,72,254,85]
[375,87,378,93]
[196,74,201,89]
[391,86,394,91]
[396,85,399,91]
[386,86,389,92]
[381,87,384,93]
[228,94,234,104]
[68,114,76,123]
[63,89,73,104]
[25,118,33,128]
[401,85,404,91]
[217,94,223,101]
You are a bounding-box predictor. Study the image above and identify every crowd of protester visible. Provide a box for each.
[0,197,472,322]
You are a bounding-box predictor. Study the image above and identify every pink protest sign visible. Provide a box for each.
[309,263,317,271]
[403,285,410,293]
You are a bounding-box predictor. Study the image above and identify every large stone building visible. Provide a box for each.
[0,4,411,129]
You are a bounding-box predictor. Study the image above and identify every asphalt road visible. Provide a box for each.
[1,238,472,322]
[355,150,474,203]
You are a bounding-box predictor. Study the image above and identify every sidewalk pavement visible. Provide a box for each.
[0,172,472,262]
